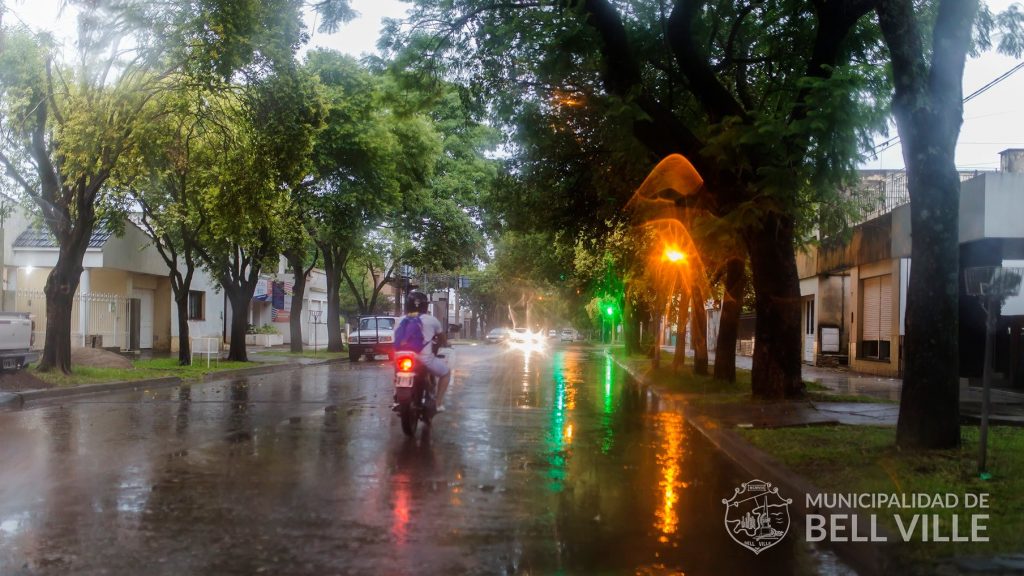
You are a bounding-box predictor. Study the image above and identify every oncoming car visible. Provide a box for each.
[510,327,545,349]
[485,328,510,344]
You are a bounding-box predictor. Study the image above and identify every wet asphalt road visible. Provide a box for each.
[0,344,851,575]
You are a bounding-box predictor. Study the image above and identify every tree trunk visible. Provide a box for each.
[37,245,87,374]
[624,298,641,354]
[225,288,250,362]
[38,264,82,374]
[714,258,745,382]
[877,0,977,450]
[288,258,307,353]
[322,247,345,352]
[896,160,962,449]
[672,286,690,371]
[175,292,191,365]
[745,213,804,399]
[691,283,708,375]
[652,291,671,369]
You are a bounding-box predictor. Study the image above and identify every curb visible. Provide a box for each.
[607,350,896,576]
[22,376,183,405]
[3,357,347,408]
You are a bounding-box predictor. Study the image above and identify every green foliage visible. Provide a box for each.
[247,323,280,335]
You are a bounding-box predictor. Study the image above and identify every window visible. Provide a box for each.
[188,291,205,320]
[358,317,395,331]
[860,275,891,360]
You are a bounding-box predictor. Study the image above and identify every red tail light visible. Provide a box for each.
[398,357,414,372]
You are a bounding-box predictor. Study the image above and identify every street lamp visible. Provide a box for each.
[603,304,616,344]
[655,246,687,368]
[663,247,685,263]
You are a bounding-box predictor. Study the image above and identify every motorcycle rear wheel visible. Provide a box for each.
[399,403,418,436]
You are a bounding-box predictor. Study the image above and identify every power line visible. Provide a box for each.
[871,61,1024,155]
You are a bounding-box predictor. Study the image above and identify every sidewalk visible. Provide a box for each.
[618,348,1024,575]
[677,348,1024,426]
[0,346,345,409]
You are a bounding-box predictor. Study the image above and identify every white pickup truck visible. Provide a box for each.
[0,312,37,371]
[347,316,399,362]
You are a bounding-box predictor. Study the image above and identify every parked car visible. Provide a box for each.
[560,328,578,343]
[548,329,557,338]
[347,316,399,362]
[0,312,37,370]
[485,328,510,344]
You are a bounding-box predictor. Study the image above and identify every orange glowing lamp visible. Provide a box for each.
[663,247,686,263]
[398,357,414,372]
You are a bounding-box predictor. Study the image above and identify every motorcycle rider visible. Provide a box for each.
[401,291,451,412]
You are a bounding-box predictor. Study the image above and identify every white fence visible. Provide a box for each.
[6,289,130,350]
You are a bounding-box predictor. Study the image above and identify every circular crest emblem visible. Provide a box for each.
[722,479,792,554]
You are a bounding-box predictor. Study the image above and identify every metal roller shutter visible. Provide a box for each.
[879,275,892,342]
[863,276,880,342]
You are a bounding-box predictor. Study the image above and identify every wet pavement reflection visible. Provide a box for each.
[0,345,852,575]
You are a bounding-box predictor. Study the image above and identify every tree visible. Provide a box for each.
[282,233,320,353]
[194,70,322,362]
[876,0,975,449]
[303,50,422,350]
[0,18,156,373]
[0,0,354,372]
[391,0,888,398]
[342,228,410,315]
[130,86,224,365]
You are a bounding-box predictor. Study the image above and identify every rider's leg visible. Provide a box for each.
[421,354,451,410]
[435,372,451,408]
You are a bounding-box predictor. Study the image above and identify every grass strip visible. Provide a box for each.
[737,425,1024,563]
[610,348,887,403]
[31,358,267,387]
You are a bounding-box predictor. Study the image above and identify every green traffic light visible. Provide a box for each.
[605,306,614,316]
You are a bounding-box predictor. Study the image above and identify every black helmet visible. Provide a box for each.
[405,290,429,314]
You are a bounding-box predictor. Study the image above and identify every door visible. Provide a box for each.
[132,288,154,349]
[803,298,816,364]
[128,299,140,350]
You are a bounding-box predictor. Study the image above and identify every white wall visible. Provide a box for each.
[959,172,1024,243]
[983,173,1024,239]
[1,200,33,289]
[959,175,987,242]
[101,223,172,276]
[169,266,225,341]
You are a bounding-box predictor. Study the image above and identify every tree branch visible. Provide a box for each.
[666,0,747,122]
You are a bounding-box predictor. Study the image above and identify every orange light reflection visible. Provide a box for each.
[654,412,688,540]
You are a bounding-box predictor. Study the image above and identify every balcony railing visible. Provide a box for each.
[849,170,983,225]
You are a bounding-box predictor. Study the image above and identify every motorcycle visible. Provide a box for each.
[392,345,446,436]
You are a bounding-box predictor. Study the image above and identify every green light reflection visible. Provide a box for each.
[546,351,568,492]
[600,353,615,453]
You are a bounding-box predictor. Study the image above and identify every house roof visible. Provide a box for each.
[12,226,113,249]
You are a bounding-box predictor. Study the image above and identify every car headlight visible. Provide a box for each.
[348,335,356,343]
[381,336,393,343]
